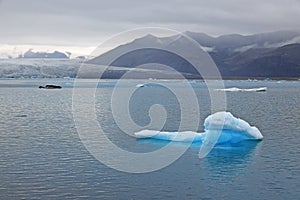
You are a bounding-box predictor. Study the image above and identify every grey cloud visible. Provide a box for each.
[0,0,299,46]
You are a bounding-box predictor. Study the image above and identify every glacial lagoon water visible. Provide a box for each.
[0,79,299,199]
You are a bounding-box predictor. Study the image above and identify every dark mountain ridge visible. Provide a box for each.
[88,30,300,79]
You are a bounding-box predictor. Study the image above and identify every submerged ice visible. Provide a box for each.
[134,112,263,144]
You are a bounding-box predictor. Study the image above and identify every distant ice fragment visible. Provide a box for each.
[215,87,267,92]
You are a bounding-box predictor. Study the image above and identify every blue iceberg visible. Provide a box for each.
[134,112,263,145]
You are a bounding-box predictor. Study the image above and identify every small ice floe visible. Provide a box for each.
[215,87,267,92]
[136,83,146,88]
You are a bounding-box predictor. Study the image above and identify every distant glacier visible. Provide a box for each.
[0,59,80,78]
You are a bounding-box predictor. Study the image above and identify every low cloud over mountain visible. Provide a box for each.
[89,30,300,78]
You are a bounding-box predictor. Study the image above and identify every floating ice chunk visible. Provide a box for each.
[204,112,263,139]
[134,112,263,144]
[215,87,267,92]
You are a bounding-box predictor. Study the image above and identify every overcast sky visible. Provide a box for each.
[0,0,300,55]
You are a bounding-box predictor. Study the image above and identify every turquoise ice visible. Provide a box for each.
[134,112,263,144]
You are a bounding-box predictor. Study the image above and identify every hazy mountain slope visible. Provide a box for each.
[88,30,300,78]
[228,43,300,77]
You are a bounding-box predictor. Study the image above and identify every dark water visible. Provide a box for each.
[0,79,299,199]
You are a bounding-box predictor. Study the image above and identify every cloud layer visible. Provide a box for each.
[0,0,300,46]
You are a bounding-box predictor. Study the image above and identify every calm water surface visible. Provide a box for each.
[0,79,299,199]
